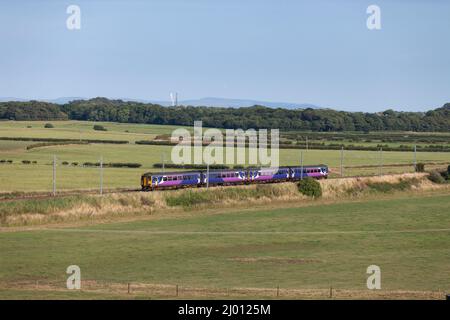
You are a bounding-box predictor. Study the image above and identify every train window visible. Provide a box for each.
[163,177,167,181]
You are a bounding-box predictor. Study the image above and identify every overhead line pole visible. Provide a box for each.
[162,153,165,173]
[379,147,383,176]
[206,162,210,189]
[52,155,56,196]
[300,150,304,180]
[413,145,417,172]
[100,156,103,195]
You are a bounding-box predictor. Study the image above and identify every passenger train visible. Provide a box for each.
[141,165,328,191]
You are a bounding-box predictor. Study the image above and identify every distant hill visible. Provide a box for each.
[174,97,318,109]
[0,97,84,104]
[0,96,318,109]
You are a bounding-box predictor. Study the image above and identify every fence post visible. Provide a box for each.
[176,284,179,297]
[340,146,344,177]
[127,282,130,294]
[52,155,56,196]
[329,286,333,299]
[276,285,279,298]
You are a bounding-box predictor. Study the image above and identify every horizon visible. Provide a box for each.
[2,96,449,114]
[1,0,450,112]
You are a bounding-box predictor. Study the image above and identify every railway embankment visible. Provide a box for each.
[1,173,448,228]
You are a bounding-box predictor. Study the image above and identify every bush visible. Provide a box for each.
[7,160,12,163]
[62,161,69,165]
[82,162,141,168]
[93,125,107,131]
[22,160,31,164]
[44,123,54,128]
[415,163,425,173]
[32,161,37,164]
[428,171,446,184]
[0,160,5,163]
[297,178,322,198]
[72,162,78,166]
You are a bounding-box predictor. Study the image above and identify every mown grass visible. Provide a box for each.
[0,192,449,299]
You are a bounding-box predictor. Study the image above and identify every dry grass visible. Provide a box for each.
[1,173,449,228]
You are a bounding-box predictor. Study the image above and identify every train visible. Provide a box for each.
[141,165,328,191]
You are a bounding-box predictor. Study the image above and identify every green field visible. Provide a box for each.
[1,192,449,299]
[1,121,449,192]
[0,120,188,142]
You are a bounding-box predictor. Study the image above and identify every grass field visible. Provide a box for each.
[1,120,449,192]
[0,120,188,142]
[1,191,449,299]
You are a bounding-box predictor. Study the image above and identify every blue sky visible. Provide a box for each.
[0,0,449,111]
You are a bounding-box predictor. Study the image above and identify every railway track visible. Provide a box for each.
[0,170,430,202]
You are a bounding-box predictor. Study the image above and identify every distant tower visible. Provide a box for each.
[170,92,178,107]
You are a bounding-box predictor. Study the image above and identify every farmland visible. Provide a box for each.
[1,120,449,193]
[1,121,450,299]
[0,189,449,299]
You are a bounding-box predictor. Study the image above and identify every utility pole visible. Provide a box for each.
[340,146,344,177]
[305,136,309,151]
[52,155,56,196]
[206,162,210,189]
[300,151,304,180]
[100,156,103,195]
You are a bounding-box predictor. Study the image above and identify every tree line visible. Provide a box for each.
[1,97,449,132]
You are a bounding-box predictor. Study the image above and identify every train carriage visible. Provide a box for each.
[141,165,328,191]
[248,167,290,183]
[203,169,246,186]
[141,171,201,190]
[290,165,328,180]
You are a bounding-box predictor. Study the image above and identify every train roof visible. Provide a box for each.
[289,164,328,168]
[142,165,328,177]
[142,171,202,177]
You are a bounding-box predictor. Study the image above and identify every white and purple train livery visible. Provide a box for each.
[141,165,328,190]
